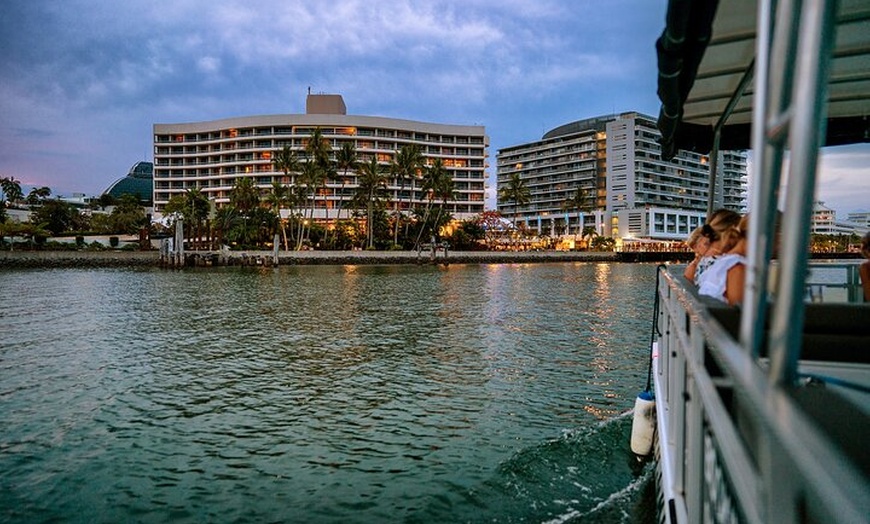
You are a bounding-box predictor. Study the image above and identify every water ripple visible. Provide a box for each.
[1,263,657,522]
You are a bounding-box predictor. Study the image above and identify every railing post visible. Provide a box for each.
[684,322,707,522]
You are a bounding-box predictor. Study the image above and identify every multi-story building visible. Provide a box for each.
[846,211,870,236]
[496,112,748,244]
[153,94,488,221]
[811,201,864,235]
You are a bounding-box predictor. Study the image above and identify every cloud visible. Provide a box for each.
[6,0,861,219]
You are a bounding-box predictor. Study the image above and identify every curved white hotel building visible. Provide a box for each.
[496,112,747,243]
[153,94,488,221]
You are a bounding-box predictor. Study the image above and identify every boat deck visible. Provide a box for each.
[653,266,870,523]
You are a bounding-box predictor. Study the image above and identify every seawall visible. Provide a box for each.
[1,250,629,268]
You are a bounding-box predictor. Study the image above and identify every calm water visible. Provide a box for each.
[1,262,658,523]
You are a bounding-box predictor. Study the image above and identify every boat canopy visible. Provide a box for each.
[656,0,870,160]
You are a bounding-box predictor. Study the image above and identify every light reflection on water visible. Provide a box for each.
[0,262,658,523]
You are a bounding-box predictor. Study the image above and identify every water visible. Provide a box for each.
[0,262,658,523]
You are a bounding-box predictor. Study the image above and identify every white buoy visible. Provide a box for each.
[630,390,656,457]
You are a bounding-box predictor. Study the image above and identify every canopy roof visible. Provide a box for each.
[656,0,870,160]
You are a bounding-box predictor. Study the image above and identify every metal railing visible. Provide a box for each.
[653,266,869,524]
[804,262,863,303]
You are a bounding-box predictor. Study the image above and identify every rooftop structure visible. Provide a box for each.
[104,161,154,204]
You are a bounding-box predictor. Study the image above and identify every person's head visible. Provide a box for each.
[862,231,870,259]
[701,209,743,251]
[686,226,710,255]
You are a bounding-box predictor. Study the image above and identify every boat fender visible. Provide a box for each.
[630,390,656,457]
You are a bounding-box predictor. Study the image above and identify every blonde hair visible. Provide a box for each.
[686,226,704,249]
[702,209,743,251]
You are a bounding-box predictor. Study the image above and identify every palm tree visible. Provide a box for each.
[415,158,453,249]
[296,161,327,249]
[230,177,261,214]
[25,186,52,206]
[581,226,599,250]
[1,176,24,206]
[183,188,209,249]
[265,181,293,251]
[272,145,300,184]
[390,144,424,246]
[562,185,594,235]
[303,128,333,249]
[331,142,359,244]
[354,156,389,249]
[498,173,531,229]
[228,177,262,248]
[304,127,331,169]
[431,161,456,238]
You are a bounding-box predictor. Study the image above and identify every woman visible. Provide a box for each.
[697,214,748,305]
[684,209,742,284]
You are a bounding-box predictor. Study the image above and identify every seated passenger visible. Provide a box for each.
[697,214,748,305]
[684,209,742,284]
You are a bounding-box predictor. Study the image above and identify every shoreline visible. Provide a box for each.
[0,249,629,269]
[2,250,856,269]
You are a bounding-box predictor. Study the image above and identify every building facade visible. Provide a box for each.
[496,112,748,244]
[846,211,870,236]
[810,201,866,235]
[153,95,488,221]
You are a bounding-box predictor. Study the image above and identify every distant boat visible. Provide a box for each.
[643,0,870,522]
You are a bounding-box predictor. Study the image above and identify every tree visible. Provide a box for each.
[581,226,599,249]
[29,199,81,236]
[304,127,331,168]
[389,144,424,246]
[229,177,261,215]
[1,176,24,205]
[498,173,530,229]
[297,160,327,249]
[164,188,209,248]
[446,219,486,250]
[591,235,616,251]
[25,186,52,206]
[331,142,359,245]
[354,156,389,249]
[264,181,294,251]
[416,158,454,248]
[301,128,334,249]
[109,193,148,234]
[223,177,264,248]
[0,221,51,250]
[272,145,300,184]
[562,185,594,235]
[1,176,23,222]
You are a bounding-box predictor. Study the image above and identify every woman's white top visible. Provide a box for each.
[697,253,747,303]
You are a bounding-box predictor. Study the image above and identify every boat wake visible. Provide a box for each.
[415,411,656,523]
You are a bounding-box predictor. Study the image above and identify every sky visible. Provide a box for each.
[1,0,867,217]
